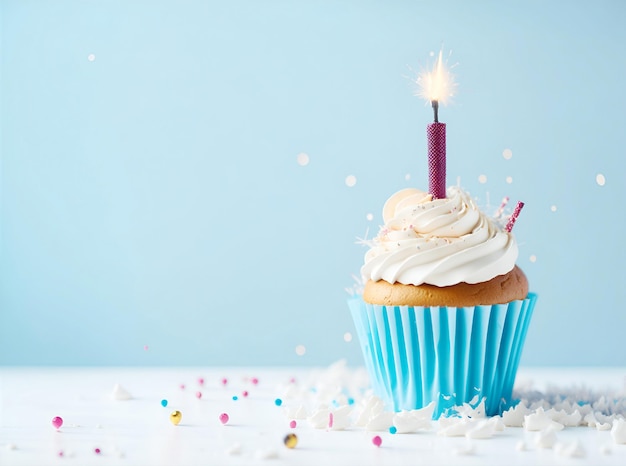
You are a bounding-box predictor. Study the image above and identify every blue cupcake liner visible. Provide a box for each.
[348,293,537,418]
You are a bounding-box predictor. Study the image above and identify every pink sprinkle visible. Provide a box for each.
[94,448,101,454]
[242,390,249,398]
[329,412,334,429]
[289,420,297,429]
[58,450,64,457]
[221,377,228,386]
[179,384,185,390]
[143,345,149,351]
[504,201,525,233]
[251,377,259,385]
[51,416,63,430]
[219,413,229,425]
[195,391,202,399]
[289,377,296,384]
[372,435,382,447]
[198,377,205,386]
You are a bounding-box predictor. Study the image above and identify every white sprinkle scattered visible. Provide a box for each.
[503,148,513,160]
[226,443,242,456]
[296,152,309,166]
[478,174,487,184]
[295,345,306,356]
[535,428,558,448]
[600,443,612,455]
[110,384,132,401]
[366,213,374,221]
[255,449,279,460]
[87,53,96,62]
[550,205,557,212]
[343,332,352,343]
[555,440,586,458]
[345,175,357,187]
[596,173,606,186]
[506,176,513,184]
[529,255,537,263]
[452,442,475,456]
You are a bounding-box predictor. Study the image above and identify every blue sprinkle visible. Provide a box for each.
[232,395,238,401]
[389,426,397,434]
[274,398,283,406]
[160,399,168,407]
[347,397,355,405]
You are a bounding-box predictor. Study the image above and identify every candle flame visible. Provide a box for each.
[415,50,457,105]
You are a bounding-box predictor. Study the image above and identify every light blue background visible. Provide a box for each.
[1,1,625,366]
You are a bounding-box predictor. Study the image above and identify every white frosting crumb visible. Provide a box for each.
[546,407,582,427]
[466,418,500,439]
[611,418,626,444]
[535,428,558,448]
[365,412,394,432]
[226,443,242,456]
[438,418,471,437]
[555,440,586,458]
[501,401,530,427]
[283,404,308,420]
[524,407,564,432]
[354,396,385,427]
[255,449,279,460]
[600,443,612,455]
[515,440,527,451]
[308,406,330,429]
[329,406,352,431]
[110,383,132,401]
[452,442,475,456]
[392,408,433,433]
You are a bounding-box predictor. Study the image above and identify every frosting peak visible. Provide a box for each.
[361,186,518,287]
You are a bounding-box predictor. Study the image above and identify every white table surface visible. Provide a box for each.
[1,366,625,465]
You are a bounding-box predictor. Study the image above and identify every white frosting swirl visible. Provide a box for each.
[361,186,518,287]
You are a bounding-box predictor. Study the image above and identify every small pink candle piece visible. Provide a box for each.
[505,201,525,232]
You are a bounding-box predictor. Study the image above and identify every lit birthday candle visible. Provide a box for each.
[415,50,457,199]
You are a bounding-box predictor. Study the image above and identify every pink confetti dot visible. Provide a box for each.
[179,384,185,390]
[242,390,249,398]
[219,413,229,425]
[195,391,202,399]
[197,377,204,386]
[51,416,63,430]
[221,377,228,386]
[372,435,382,447]
[58,450,64,457]
[94,448,101,454]
[143,345,149,351]
[289,420,297,429]
[251,377,259,385]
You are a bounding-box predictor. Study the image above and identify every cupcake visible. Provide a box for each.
[348,186,536,418]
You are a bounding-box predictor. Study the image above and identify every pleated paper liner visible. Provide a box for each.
[348,293,537,418]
